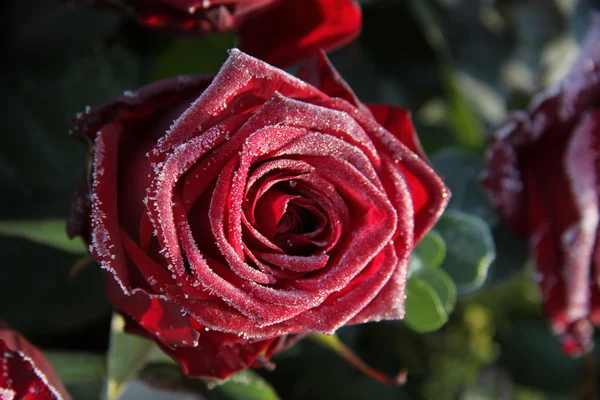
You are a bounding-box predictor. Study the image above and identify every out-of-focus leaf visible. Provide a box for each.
[404,278,448,333]
[440,66,486,151]
[418,268,456,315]
[413,231,446,269]
[435,210,496,293]
[431,147,498,226]
[44,351,106,385]
[44,351,106,400]
[209,370,280,400]
[152,34,236,80]
[498,320,584,393]
[0,219,86,254]
[106,313,158,400]
[407,0,486,152]
[459,367,513,400]
[487,223,529,284]
[574,0,600,43]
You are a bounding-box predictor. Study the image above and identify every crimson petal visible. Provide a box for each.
[238,0,361,67]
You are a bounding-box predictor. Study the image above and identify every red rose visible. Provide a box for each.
[0,320,71,400]
[482,15,600,355]
[68,49,449,379]
[66,0,362,67]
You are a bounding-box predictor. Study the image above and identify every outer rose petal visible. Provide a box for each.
[238,0,361,67]
[0,320,71,400]
[157,332,274,380]
[482,13,600,355]
[367,104,428,162]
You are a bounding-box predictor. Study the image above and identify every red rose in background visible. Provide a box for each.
[482,15,600,355]
[0,320,71,400]
[68,49,449,379]
[66,0,361,67]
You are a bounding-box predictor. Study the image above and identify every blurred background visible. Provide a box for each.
[1,0,599,398]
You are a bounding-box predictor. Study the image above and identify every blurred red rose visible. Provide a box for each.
[68,49,449,379]
[482,14,600,355]
[0,320,71,400]
[66,0,361,67]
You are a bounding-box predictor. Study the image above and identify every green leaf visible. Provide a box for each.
[106,313,160,400]
[440,67,486,151]
[435,210,496,293]
[44,351,106,400]
[210,370,280,400]
[418,268,456,315]
[413,230,446,269]
[44,351,106,385]
[498,320,584,393]
[404,278,448,333]
[152,33,237,80]
[407,0,486,152]
[431,147,498,227]
[0,219,86,254]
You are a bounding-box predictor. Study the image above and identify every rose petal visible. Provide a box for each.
[0,320,71,400]
[238,0,361,67]
[367,104,428,161]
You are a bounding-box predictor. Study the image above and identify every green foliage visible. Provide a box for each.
[412,230,446,270]
[152,34,237,80]
[430,148,498,226]
[44,351,106,400]
[208,370,280,400]
[435,210,496,293]
[405,277,450,332]
[0,219,86,254]
[405,231,456,333]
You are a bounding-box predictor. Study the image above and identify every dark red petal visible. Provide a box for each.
[319,97,450,243]
[522,111,600,352]
[481,113,529,234]
[0,320,71,400]
[263,334,306,358]
[297,50,366,112]
[68,0,275,35]
[349,157,414,323]
[483,13,600,235]
[278,244,398,333]
[181,197,321,327]
[560,112,600,323]
[367,104,428,161]
[152,49,327,157]
[68,75,212,141]
[157,333,275,379]
[238,0,361,67]
[89,123,198,347]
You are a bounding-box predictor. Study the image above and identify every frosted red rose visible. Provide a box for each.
[483,15,600,355]
[66,0,361,67]
[68,50,449,379]
[0,320,70,400]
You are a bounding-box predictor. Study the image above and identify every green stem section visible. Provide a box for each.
[310,334,407,386]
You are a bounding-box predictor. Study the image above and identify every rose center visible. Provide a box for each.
[275,204,317,236]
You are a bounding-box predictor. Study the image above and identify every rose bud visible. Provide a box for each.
[482,14,600,355]
[65,0,362,67]
[0,320,71,400]
[68,49,450,379]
